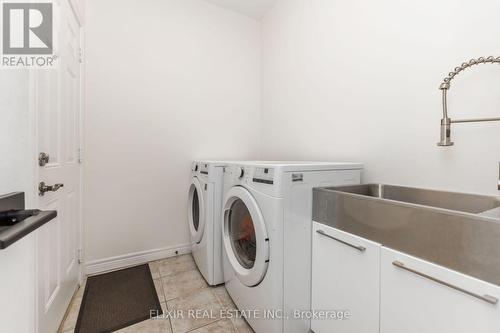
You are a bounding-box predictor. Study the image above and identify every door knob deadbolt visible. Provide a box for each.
[39,152,50,166]
[39,182,64,196]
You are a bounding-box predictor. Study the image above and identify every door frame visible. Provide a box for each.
[72,0,86,286]
[29,0,85,331]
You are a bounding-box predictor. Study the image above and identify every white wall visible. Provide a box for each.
[84,0,261,263]
[0,72,36,333]
[261,0,500,195]
[0,72,33,195]
[85,0,500,266]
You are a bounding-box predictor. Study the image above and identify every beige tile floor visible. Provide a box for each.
[58,254,254,333]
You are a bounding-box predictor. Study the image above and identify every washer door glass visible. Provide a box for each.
[228,199,256,269]
[188,177,205,243]
[192,189,200,231]
[223,186,269,287]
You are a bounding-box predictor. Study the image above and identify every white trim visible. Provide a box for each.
[29,59,40,333]
[78,13,86,286]
[84,243,192,276]
[68,0,84,26]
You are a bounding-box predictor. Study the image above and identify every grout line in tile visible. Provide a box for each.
[161,279,168,306]
[185,318,224,333]
[208,288,239,333]
[156,255,197,279]
[166,279,215,302]
[215,290,240,333]
[165,298,175,333]
[154,278,166,303]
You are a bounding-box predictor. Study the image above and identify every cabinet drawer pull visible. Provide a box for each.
[316,229,366,252]
[393,261,498,305]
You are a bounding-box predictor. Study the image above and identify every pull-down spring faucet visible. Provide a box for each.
[438,56,500,146]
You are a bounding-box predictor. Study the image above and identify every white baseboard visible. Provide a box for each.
[84,243,192,276]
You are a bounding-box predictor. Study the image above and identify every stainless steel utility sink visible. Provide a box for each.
[333,184,500,214]
[313,184,500,286]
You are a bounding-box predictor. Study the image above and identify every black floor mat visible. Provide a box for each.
[75,264,163,333]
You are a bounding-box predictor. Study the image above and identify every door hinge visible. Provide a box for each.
[78,148,84,164]
[78,48,83,63]
[78,248,84,264]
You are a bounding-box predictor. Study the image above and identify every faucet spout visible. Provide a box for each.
[437,88,453,146]
[437,56,500,147]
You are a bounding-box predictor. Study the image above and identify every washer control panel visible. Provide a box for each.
[252,167,275,185]
[237,167,245,179]
[200,163,209,175]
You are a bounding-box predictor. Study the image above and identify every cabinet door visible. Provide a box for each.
[311,222,381,333]
[381,248,500,333]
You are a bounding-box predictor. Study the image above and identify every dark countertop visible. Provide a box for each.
[0,192,57,249]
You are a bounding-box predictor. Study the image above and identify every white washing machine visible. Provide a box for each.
[188,161,228,286]
[221,162,363,333]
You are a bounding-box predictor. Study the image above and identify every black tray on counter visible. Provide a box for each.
[0,192,57,249]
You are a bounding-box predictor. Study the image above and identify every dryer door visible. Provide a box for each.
[223,186,269,287]
[188,177,205,243]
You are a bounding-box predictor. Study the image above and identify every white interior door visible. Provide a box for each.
[35,1,82,332]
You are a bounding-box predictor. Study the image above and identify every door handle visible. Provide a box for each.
[393,261,498,305]
[316,229,366,252]
[39,182,64,196]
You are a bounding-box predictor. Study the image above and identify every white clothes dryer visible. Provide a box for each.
[188,161,228,285]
